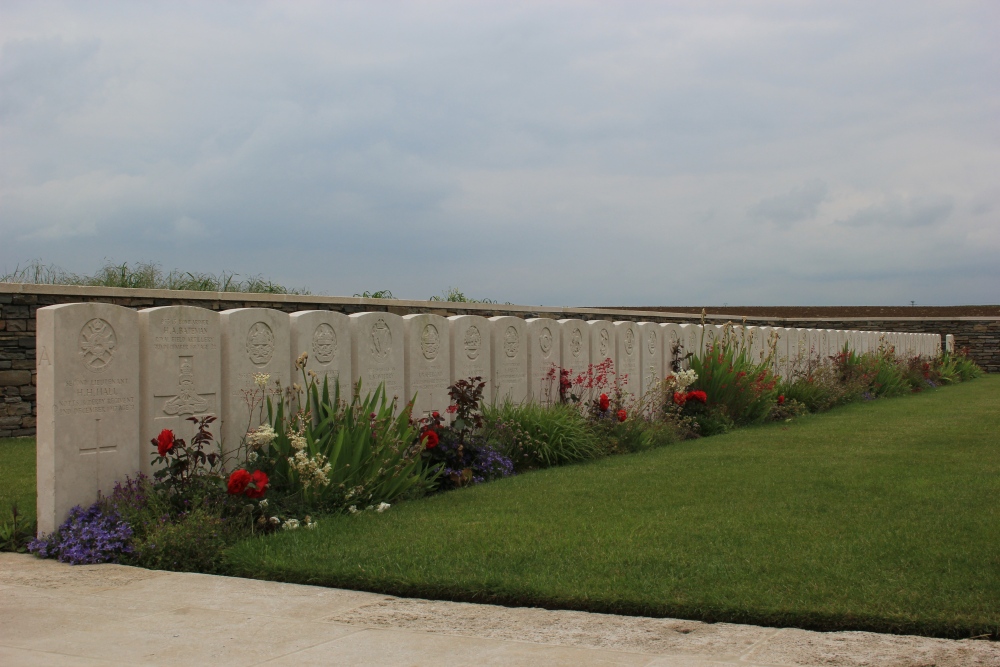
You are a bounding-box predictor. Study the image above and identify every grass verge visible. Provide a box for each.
[226,376,1000,639]
[0,437,36,522]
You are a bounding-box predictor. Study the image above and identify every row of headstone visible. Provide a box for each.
[35,303,942,533]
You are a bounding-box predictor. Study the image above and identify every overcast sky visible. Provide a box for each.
[2,1,998,306]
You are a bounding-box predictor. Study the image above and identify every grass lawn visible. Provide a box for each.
[226,376,1000,639]
[0,436,36,523]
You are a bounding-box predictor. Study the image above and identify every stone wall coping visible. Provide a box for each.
[2,283,999,324]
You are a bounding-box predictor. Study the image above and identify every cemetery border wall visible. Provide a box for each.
[2,283,998,438]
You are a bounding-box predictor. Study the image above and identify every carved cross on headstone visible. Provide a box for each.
[79,417,117,494]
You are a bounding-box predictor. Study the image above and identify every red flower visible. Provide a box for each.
[421,430,439,449]
[245,470,269,499]
[227,469,251,495]
[432,411,440,419]
[599,393,610,411]
[673,391,687,406]
[777,395,785,405]
[686,390,707,404]
[446,405,458,414]
[156,429,175,457]
[617,409,627,422]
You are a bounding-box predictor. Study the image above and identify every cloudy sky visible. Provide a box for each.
[1,1,998,306]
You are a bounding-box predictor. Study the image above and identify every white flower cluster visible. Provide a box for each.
[280,515,318,531]
[288,450,332,489]
[246,424,277,450]
[253,373,271,388]
[347,502,391,514]
[289,433,307,451]
[668,369,698,391]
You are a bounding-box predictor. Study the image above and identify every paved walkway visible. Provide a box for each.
[1,553,997,666]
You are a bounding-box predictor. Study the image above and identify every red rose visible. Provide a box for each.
[777,395,785,405]
[599,393,610,411]
[421,430,439,449]
[246,470,269,499]
[673,391,686,406]
[227,469,251,495]
[156,429,175,457]
[617,409,627,422]
[686,390,707,404]
[432,411,440,419]
[446,405,458,414]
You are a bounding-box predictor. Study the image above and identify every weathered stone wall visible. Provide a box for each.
[2,284,996,437]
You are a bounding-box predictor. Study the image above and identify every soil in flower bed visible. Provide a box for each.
[225,376,1000,639]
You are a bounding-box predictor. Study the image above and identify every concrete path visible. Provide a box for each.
[1,553,997,666]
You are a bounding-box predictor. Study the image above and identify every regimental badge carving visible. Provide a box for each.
[369,318,392,361]
[624,328,635,356]
[246,322,275,365]
[570,328,583,358]
[669,330,680,344]
[646,331,656,356]
[79,318,117,372]
[420,323,440,360]
[312,324,337,364]
[163,356,209,416]
[464,326,482,360]
[539,327,553,357]
[706,329,716,345]
[504,326,519,358]
[598,328,610,358]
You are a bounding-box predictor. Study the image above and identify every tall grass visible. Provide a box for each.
[1,259,310,294]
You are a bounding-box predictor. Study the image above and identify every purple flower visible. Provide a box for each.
[29,503,133,565]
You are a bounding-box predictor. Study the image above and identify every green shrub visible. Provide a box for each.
[482,402,603,470]
[262,374,437,513]
[690,336,780,425]
[0,502,36,553]
[130,508,231,574]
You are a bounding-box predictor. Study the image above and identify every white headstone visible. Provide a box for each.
[588,320,615,369]
[525,318,560,405]
[449,315,493,405]
[680,323,702,368]
[945,334,955,353]
[403,313,451,421]
[703,324,721,352]
[771,327,791,379]
[220,308,290,463]
[490,316,528,405]
[661,323,684,372]
[613,321,640,399]
[753,326,771,365]
[139,306,221,476]
[290,311,352,395]
[37,304,140,535]
[350,312,405,411]
[558,319,590,376]
[636,322,663,396]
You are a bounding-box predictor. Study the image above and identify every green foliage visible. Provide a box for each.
[482,401,603,469]
[0,502,36,553]
[262,376,437,512]
[0,259,310,294]
[130,508,232,573]
[429,287,503,304]
[689,337,780,425]
[353,290,395,298]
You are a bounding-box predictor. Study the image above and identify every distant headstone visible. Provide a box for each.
[349,312,405,411]
[558,319,590,376]
[613,321,640,399]
[138,306,221,476]
[403,313,451,421]
[490,316,528,404]
[526,318,560,405]
[636,322,663,396]
[449,315,493,405]
[290,311,352,395]
[587,320,615,368]
[36,304,140,535]
[220,308,290,462]
[680,323,702,367]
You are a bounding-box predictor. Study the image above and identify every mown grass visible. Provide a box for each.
[0,437,36,522]
[226,376,1000,639]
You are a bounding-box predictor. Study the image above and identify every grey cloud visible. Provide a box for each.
[837,195,955,228]
[748,180,828,227]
